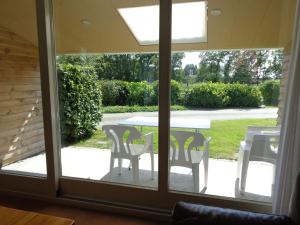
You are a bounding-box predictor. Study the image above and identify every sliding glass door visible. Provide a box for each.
[169,0,296,205]
[0,0,53,195]
[0,0,297,214]
[53,0,297,211]
[53,0,162,205]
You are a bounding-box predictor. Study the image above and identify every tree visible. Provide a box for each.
[184,64,197,76]
[265,49,283,80]
[231,63,252,84]
[135,54,159,82]
[93,54,139,81]
[171,53,185,81]
[197,51,227,82]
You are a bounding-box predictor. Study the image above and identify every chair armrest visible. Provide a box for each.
[143,132,154,142]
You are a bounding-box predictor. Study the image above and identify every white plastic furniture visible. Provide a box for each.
[119,116,211,130]
[102,125,154,184]
[237,126,280,193]
[170,130,211,192]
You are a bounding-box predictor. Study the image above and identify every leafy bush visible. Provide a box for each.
[58,64,102,142]
[185,82,262,108]
[151,80,182,105]
[127,81,154,106]
[185,83,229,108]
[226,83,262,107]
[100,80,129,106]
[170,80,183,104]
[99,80,263,108]
[259,80,280,106]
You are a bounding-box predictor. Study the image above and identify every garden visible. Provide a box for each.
[57,49,282,160]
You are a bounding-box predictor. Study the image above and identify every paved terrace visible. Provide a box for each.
[3,146,274,203]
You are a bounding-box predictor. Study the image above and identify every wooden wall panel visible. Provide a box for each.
[0,26,45,167]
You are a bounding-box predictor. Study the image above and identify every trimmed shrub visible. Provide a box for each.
[58,64,102,142]
[100,80,129,106]
[99,80,263,108]
[259,80,280,106]
[151,80,183,105]
[226,83,262,107]
[185,83,229,108]
[127,81,154,106]
[185,82,262,108]
[171,80,183,104]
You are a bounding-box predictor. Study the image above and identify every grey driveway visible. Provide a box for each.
[100,108,278,126]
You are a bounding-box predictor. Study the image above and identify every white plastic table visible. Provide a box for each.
[118,116,211,130]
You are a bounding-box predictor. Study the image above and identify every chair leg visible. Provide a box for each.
[118,158,122,175]
[271,164,276,197]
[150,152,154,179]
[237,150,243,179]
[109,154,114,173]
[240,151,250,193]
[132,157,139,185]
[203,154,209,188]
[192,164,199,193]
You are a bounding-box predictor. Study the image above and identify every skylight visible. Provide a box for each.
[118,1,207,45]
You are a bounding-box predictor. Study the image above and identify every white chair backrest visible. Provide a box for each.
[170,130,205,163]
[250,134,279,163]
[143,132,153,152]
[245,126,280,144]
[102,125,141,157]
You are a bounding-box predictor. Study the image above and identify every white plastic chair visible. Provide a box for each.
[102,125,154,184]
[169,130,211,192]
[237,126,280,193]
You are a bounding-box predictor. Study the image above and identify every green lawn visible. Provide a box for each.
[72,118,277,160]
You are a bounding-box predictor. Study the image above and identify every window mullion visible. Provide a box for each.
[158,0,172,196]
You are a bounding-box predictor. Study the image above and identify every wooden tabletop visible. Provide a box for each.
[0,206,75,225]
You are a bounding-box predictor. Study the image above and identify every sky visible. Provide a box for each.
[181,52,201,68]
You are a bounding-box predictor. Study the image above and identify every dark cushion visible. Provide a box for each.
[172,201,292,225]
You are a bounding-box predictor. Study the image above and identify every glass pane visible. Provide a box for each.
[0,0,47,175]
[54,0,159,189]
[169,0,296,203]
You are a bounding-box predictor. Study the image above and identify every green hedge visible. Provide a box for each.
[185,82,262,108]
[185,83,228,107]
[151,80,183,105]
[99,80,263,108]
[127,81,153,106]
[58,64,102,142]
[226,83,262,107]
[100,80,182,106]
[100,80,129,106]
[259,80,280,106]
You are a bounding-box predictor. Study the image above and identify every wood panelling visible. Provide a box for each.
[0,26,45,166]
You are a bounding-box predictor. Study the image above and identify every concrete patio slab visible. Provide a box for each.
[2,146,273,203]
